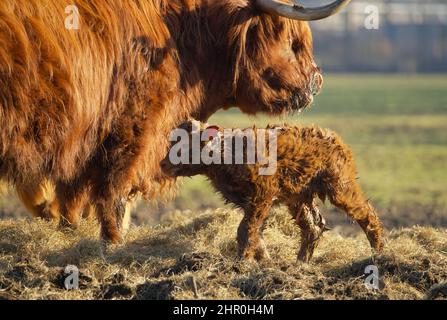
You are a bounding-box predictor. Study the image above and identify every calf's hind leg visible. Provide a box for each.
[328,179,384,253]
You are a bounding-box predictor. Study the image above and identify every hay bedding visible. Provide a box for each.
[0,209,445,300]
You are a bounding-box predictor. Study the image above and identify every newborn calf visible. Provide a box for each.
[161,121,384,262]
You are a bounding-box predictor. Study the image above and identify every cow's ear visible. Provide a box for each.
[204,125,221,142]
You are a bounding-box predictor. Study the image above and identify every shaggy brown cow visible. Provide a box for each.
[160,121,384,262]
[0,0,351,243]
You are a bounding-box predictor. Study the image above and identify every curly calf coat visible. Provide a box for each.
[161,122,384,262]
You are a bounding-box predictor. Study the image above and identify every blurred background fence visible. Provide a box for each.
[307,0,447,72]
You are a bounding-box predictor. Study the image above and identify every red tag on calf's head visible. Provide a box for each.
[204,126,220,141]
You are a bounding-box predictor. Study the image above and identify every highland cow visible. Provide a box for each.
[160,121,384,262]
[0,0,351,243]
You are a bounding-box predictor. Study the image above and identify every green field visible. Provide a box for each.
[170,75,447,226]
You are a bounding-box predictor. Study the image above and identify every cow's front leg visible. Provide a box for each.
[90,149,139,244]
[95,197,128,244]
[56,180,90,229]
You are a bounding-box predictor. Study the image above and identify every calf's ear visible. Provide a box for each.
[204,125,221,141]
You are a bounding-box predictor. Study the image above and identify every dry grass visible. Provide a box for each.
[0,208,446,300]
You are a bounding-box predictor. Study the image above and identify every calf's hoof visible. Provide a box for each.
[297,250,313,263]
[255,248,271,262]
[366,230,385,254]
[253,239,271,262]
[297,235,321,263]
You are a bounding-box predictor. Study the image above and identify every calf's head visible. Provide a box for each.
[160,121,222,178]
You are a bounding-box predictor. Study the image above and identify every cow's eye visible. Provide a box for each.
[292,40,303,54]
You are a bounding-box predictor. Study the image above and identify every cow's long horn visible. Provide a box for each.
[256,0,352,21]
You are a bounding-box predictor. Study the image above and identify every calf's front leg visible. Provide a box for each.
[237,200,273,262]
